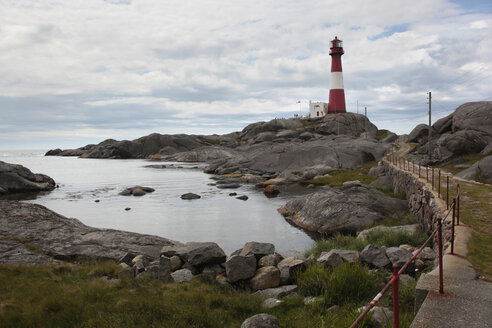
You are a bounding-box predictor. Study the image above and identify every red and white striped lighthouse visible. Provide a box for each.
[328,36,346,113]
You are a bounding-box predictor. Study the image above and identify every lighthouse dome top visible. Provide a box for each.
[330,36,343,49]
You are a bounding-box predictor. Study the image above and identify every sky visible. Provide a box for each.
[1,0,491,150]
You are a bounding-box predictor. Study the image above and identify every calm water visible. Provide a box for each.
[1,150,314,254]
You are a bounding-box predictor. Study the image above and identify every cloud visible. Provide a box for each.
[0,0,491,149]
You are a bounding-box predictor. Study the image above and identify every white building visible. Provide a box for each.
[309,101,328,118]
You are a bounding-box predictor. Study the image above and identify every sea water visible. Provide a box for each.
[1,150,314,254]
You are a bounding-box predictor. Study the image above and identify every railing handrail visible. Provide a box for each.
[350,155,461,328]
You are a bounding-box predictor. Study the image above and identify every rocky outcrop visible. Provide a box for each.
[456,155,492,183]
[205,136,391,176]
[278,183,408,234]
[0,201,179,264]
[0,161,56,194]
[241,313,280,328]
[409,102,492,173]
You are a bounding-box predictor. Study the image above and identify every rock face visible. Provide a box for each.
[456,155,492,183]
[249,266,281,290]
[278,184,408,234]
[0,161,56,194]
[225,255,257,283]
[360,245,391,269]
[409,102,492,176]
[0,201,179,265]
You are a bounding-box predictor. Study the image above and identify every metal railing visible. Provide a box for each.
[349,155,461,328]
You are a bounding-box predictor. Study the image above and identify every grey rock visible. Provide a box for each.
[117,251,140,266]
[370,306,394,328]
[119,186,155,196]
[278,184,408,234]
[240,242,275,259]
[171,268,193,283]
[456,155,492,183]
[255,285,298,299]
[360,245,391,268]
[436,130,489,157]
[357,224,420,240]
[415,247,436,261]
[170,255,182,271]
[368,165,385,176]
[216,183,241,189]
[202,264,225,277]
[385,247,412,269]
[180,193,201,200]
[277,257,306,285]
[261,298,285,308]
[303,296,323,305]
[452,102,492,135]
[408,124,439,144]
[165,242,226,268]
[432,112,453,134]
[0,201,178,265]
[317,250,343,267]
[241,313,280,328]
[158,256,172,281]
[236,195,248,201]
[258,253,283,267]
[249,266,281,290]
[225,255,257,283]
[381,132,398,143]
[0,161,56,194]
[322,249,360,263]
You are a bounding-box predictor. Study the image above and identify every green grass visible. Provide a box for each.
[360,214,419,230]
[0,262,386,328]
[376,129,390,141]
[373,184,407,200]
[454,181,492,280]
[197,136,220,145]
[306,228,428,258]
[302,161,378,186]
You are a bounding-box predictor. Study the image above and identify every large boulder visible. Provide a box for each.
[239,118,304,140]
[456,155,492,183]
[240,242,275,260]
[432,113,453,134]
[241,313,280,328]
[452,102,492,134]
[436,130,490,158]
[316,113,378,138]
[225,255,257,283]
[0,161,55,194]
[408,124,439,144]
[160,242,226,270]
[249,266,281,290]
[360,245,391,269]
[278,184,408,234]
[277,257,306,285]
[0,201,179,264]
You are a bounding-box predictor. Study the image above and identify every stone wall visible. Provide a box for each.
[382,162,451,244]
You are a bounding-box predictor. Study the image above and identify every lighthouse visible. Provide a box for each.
[328,36,346,113]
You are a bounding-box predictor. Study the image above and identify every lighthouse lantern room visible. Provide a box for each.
[328,36,346,113]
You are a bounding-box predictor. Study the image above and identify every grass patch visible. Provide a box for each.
[197,136,220,145]
[0,261,387,328]
[302,161,378,186]
[453,181,492,280]
[374,184,407,199]
[376,129,390,141]
[306,228,428,258]
[438,153,486,175]
[360,214,419,230]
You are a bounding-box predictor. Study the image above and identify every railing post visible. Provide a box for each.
[412,160,415,174]
[419,161,421,178]
[426,166,428,183]
[457,184,460,225]
[431,167,434,190]
[446,176,449,210]
[392,264,400,328]
[451,198,456,255]
[438,169,441,198]
[438,218,444,295]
